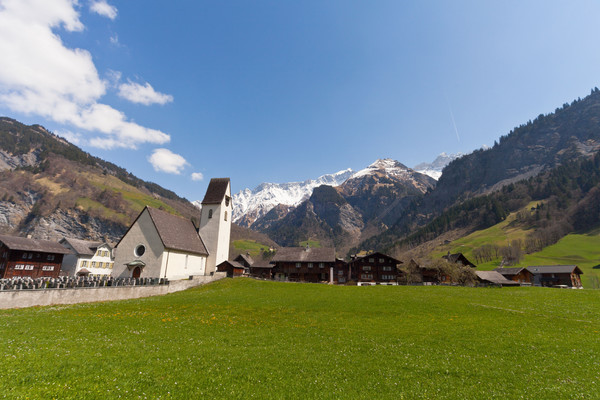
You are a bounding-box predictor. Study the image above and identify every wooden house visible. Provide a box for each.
[493,267,533,284]
[272,246,335,283]
[526,265,583,288]
[475,270,520,287]
[442,252,477,268]
[232,253,274,279]
[0,234,71,279]
[217,260,248,278]
[59,238,114,277]
[349,252,402,285]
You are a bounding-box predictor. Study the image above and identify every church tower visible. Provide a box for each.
[198,178,232,275]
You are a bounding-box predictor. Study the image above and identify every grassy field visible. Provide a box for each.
[1,279,599,399]
[299,239,322,248]
[432,203,600,286]
[231,239,273,258]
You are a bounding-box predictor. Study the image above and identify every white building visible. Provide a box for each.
[198,177,232,275]
[59,238,114,277]
[112,178,232,279]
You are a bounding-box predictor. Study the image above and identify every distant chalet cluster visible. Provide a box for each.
[218,249,584,289]
[0,177,585,291]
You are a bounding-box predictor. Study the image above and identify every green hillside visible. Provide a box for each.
[1,279,599,399]
[435,205,600,287]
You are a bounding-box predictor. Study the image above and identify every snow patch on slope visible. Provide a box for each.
[232,168,355,227]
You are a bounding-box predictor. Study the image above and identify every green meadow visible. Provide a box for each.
[1,279,599,399]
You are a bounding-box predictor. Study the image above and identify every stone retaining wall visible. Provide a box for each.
[0,273,226,309]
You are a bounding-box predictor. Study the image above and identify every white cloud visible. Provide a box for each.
[90,0,117,20]
[191,172,204,181]
[56,130,83,145]
[148,148,189,175]
[118,81,174,106]
[0,0,170,150]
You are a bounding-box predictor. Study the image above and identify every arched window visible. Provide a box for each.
[208,209,213,219]
[224,211,228,221]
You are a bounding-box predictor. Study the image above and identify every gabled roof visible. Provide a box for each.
[60,238,111,256]
[494,267,529,276]
[0,234,72,254]
[146,207,208,256]
[526,265,583,275]
[349,251,403,265]
[476,271,520,286]
[235,253,254,266]
[218,260,248,271]
[272,247,335,263]
[443,253,477,268]
[202,178,230,204]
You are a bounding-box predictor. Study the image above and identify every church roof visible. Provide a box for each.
[146,207,208,256]
[202,178,230,204]
[0,234,72,254]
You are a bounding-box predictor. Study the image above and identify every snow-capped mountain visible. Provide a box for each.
[341,158,436,198]
[232,168,355,227]
[413,152,463,180]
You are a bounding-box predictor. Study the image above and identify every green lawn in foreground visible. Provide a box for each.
[1,279,599,399]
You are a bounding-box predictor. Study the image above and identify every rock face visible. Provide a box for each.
[0,149,40,171]
[0,117,199,243]
[253,159,436,254]
[232,168,355,227]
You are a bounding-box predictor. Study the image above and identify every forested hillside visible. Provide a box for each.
[356,89,600,258]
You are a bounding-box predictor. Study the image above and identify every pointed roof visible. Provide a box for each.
[60,238,111,256]
[0,234,71,254]
[145,207,208,256]
[202,178,230,204]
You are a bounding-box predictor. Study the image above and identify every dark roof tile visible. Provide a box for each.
[0,234,72,254]
[272,247,335,263]
[202,178,230,204]
[146,207,208,256]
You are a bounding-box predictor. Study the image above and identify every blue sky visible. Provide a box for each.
[1,1,600,201]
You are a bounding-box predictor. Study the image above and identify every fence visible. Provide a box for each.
[0,273,226,309]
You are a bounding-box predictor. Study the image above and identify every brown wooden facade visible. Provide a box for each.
[349,252,402,284]
[494,267,533,284]
[216,260,247,278]
[526,265,583,288]
[0,235,70,279]
[272,247,336,283]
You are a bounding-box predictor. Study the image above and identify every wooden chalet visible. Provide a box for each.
[0,234,71,279]
[526,265,583,288]
[272,246,335,283]
[442,252,477,268]
[493,267,533,284]
[405,259,451,284]
[217,260,248,278]
[475,270,520,287]
[349,252,402,285]
[333,258,350,284]
[233,253,274,279]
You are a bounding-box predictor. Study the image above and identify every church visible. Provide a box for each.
[112,178,232,280]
